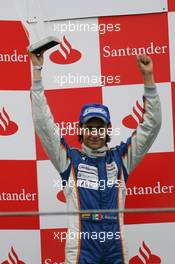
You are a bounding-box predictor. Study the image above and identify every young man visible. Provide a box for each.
[29,51,161,264]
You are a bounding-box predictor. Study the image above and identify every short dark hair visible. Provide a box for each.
[77,122,111,144]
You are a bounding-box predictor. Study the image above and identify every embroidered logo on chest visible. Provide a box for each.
[106,161,118,178]
[106,161,119,188]
[77,163,99,190]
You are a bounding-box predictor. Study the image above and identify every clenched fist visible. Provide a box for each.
[136,55,155,86]
[136,55,153,75]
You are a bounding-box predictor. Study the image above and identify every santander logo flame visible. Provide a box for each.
[0,107,18,136]
[129,241,161,264]
[122,100,144,129]
[2,246,25,264]
[50,36,82,64]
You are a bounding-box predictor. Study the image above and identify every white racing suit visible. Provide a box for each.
[31,80,161,264]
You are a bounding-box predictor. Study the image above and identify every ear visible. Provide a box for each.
[77,123,83,143]
[78,123,83,136]
[107,123,112,129]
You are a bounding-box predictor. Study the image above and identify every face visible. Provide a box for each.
[80,117,109,149]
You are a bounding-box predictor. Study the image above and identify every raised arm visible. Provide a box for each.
[119,55,162,176]
[28,51,71,177]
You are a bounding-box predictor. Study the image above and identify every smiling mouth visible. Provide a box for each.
[89,141,100,144]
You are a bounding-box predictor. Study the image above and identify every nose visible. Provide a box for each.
[89,128,99,138]
[90,132,98,138]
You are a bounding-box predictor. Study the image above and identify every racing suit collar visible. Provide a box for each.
[82,143,108,158]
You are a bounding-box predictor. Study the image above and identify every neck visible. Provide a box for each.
[82,143,108,158]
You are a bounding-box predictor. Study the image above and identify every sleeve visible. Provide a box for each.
[30,79,71,178]
[118,85,162,176]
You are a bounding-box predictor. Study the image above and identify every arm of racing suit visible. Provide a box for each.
[118,85,162,175]
[30,79,71,177]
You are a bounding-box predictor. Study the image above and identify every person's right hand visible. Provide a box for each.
[27,49,45,66]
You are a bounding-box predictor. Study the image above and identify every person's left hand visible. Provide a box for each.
[136,55,153,76]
